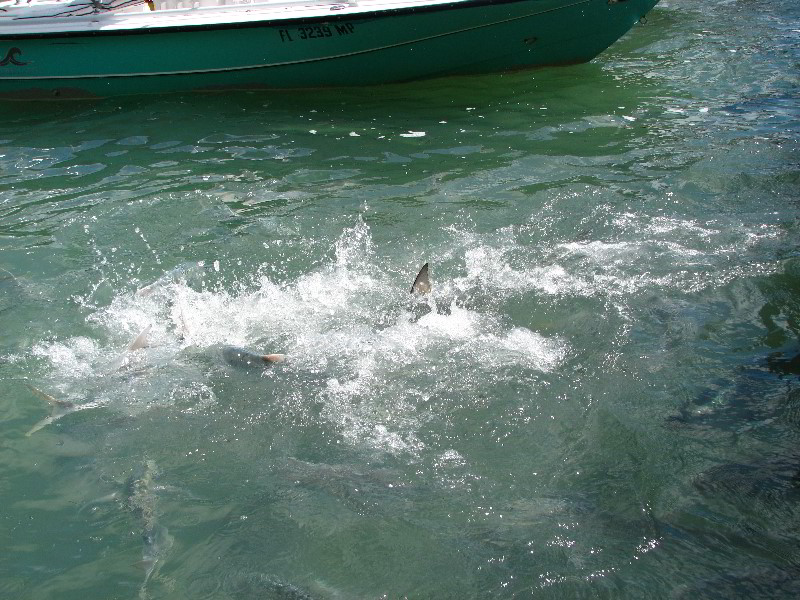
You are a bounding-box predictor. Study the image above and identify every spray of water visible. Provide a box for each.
[27,220,568,456]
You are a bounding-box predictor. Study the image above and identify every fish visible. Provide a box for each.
[221,345,285,369]
[667,350,799,433]
[410,262,431,294]
[24,385,103,437]
[78,491,121,514]
[173,293,190,340]
[127,459,174,599]
[766,350,800,376]
[138,523,173,598]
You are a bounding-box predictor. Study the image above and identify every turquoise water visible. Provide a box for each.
[2,1,799,598]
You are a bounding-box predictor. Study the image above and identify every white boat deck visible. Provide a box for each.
[0,0,463,34]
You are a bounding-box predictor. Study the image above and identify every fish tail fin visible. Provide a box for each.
[24,385,75,436]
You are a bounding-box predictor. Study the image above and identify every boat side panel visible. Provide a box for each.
[0,0,658,97]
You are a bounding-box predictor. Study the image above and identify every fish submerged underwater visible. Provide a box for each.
[126,459,174,599]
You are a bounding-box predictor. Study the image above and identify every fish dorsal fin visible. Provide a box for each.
[127,325,152,352]
[410,263,431,294]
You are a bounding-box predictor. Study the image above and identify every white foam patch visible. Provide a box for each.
[492,327,566,372]
[31,337,100,381]
[416,302,481,340]
[558,240,638,263]
[460,246,598,297]
[638,216,720,238]
[454,218,777,302]
[461,246,532,292]
[433,449,479,489]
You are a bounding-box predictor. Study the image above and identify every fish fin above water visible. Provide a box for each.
[410,263,431,294]
[175,297,189,340]
[128,325,152,352]
[109,325,152,371]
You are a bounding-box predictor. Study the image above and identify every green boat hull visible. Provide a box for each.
[0,0,659,98]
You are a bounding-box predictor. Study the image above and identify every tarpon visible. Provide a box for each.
[127,459,174,599]
[221,345,285,369]
[24,385,103,436]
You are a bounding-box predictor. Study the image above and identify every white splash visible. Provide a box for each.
[26,220,566,455]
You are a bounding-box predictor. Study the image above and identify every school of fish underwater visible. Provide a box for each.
[1,0,799,598]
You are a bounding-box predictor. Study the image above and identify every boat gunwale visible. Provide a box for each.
[0,0,593,39]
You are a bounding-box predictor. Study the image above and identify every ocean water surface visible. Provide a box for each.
[2,0,799,597]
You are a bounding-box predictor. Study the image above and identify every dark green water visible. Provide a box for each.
[2,1,799,598]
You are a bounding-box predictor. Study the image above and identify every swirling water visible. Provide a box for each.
[1,1,799,597]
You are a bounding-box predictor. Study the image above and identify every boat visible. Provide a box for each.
[0,0,659,98]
